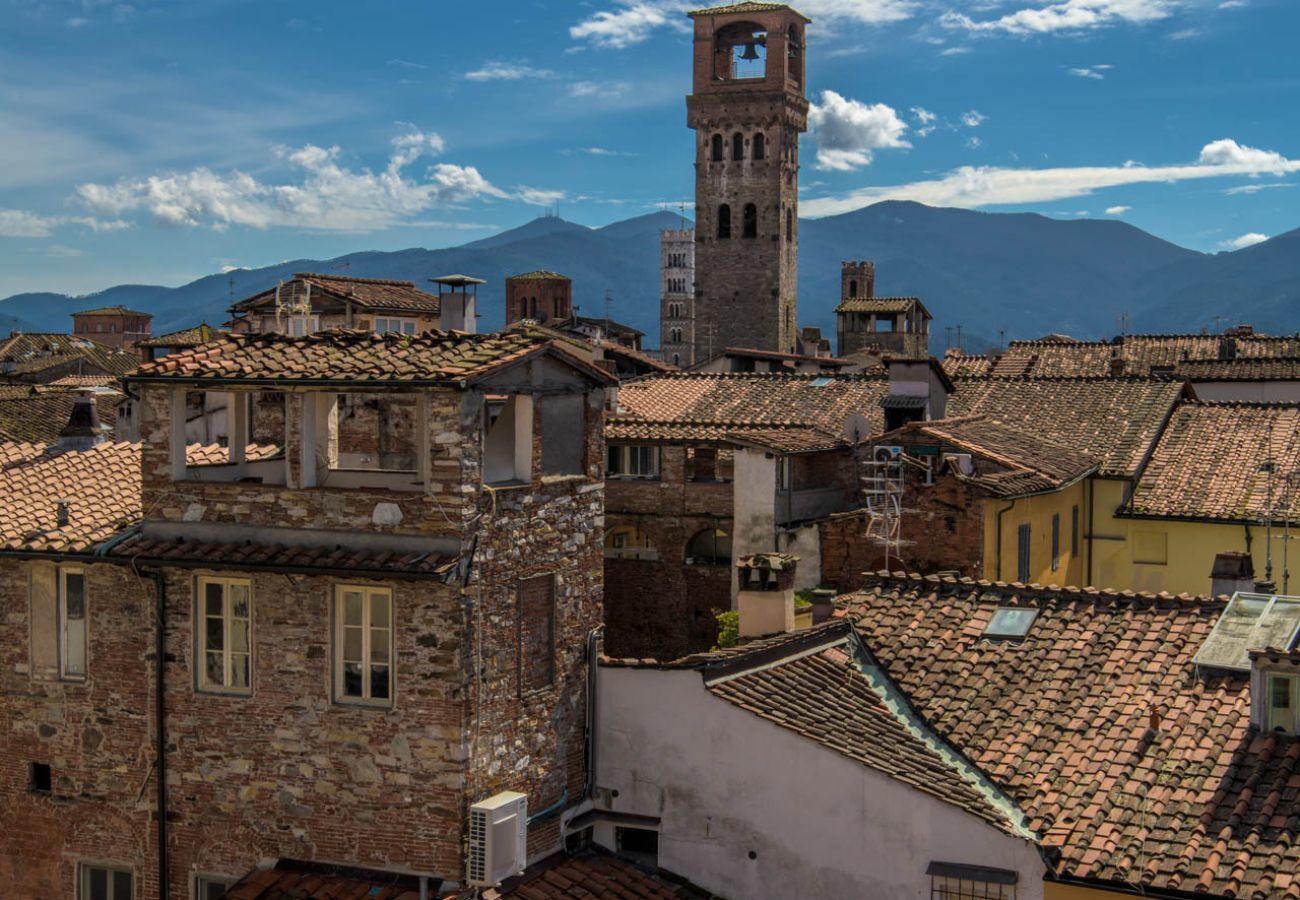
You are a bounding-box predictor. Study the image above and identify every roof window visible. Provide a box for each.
[1193,592,1300,673]
[983,607,1038,640]
[810,377,833,387]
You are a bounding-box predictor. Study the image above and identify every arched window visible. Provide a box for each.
[717,204,731,239]
[753,132,765,160]
[711,134,723,162]
[687,528,732,565]
[849,279,858,298]
[733,132,745,161]
[742,203,758,239]
[672,353,680,366]
[605,526,658,561]
[786,207,793,243]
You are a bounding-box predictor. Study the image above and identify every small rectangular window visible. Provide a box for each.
[334,586,393,706]
[80,864,133,900]
[1016,524,1031,583]
[518,575,556,694]
[1051,513,1060,572]
[28,762,51,793]
[197,577,252,695]
[1071,504,1079,557]
[983,607,1038,640]
[1267,674,1300,733]
[607,445,659,479]
[195,874,235,899]
[60,568,87,680]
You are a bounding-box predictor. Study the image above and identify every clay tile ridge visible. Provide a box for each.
[844,569,1213,606]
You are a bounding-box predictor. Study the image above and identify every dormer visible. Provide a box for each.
[1250,648,1300,734]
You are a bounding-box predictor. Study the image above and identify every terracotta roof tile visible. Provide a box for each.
[72,305,151,317]
[138,323,225,349]
[1174,357,1300,381]
[0,332,139,380]
[225,860,423,899]
[992,334,1300,378]
[942,353,994,377]
[609,372,887,445]
[132,329,615,386]
[1125,402,1300,523]
[700,346,853,367]
[481,851,710,899]
[834,296,930,316]
[45,374,120,388]
[946,377,1186,477]
[688,1,800,17]
[0,389,119,444]
[232,273,441,315]
[507,270,570,281]
[835,572,1300,897]
[111,533,459,577]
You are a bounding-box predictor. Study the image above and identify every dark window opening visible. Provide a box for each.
[753,132,765,160]
[518,575,556,694]
[615,826,659,864]
[849,279,858,298]
[1071,504,1080,557]
[1051,513,1061,571]
[742,203,758,239]
[565,826,593,855]
[687,528,731,565]
[733,132,745,161]
[717,204,731,239]
[711,134,723,162]
[786,207,793,242]
[1017,524,1031,583]
[29,762,51,793]
[885,406,923,432]
[540,394,585,476]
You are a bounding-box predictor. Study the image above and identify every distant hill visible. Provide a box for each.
[2,203,1296,351]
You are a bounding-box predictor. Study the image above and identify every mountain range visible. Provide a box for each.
[2,201,1297,353]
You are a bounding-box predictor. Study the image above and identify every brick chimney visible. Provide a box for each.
[57,393,105,451]
[735,552,800,638]
[1210,551,1255,598]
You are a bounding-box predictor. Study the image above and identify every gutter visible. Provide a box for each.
[994,500,1015,581]
[134,563,170,900]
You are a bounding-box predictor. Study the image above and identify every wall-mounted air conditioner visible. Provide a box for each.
[873,445,904,463]
[943,453,974,476]
[466,790,528,887]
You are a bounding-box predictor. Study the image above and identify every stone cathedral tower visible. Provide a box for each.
[686,2,809,360]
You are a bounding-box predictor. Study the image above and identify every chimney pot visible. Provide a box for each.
[55,499,70,528]
[57,392,105,451]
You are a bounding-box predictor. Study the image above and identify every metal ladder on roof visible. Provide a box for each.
[861,458,912,568]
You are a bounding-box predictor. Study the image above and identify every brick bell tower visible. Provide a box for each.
[687,2,810,360]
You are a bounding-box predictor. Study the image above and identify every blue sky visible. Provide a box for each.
[0,0,1296,297]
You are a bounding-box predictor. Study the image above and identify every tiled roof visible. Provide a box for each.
[885,416,1098,498]
[556,315,644,339]
[507,270,570,281]
[726,426,845,453]
[45,374,120,388]
[480,851,711,899]
[0,332,139,379]
[1175,357,1300,381]
[941,354,993,378]
[703,346,852,367]
[111,533,458,578]
[1124,402,1300,524]
[946,377,1186,478]
[704,623,1030,837]
[601,341,677,373]
[689,1,807,19]
[0,441,47,465]
[834,572,1300,898]
[231,273,441,314]
[0,389,119,443]
[993,334,1300,378]
[225,861,424,899]
[138,323,225,348]
[0,442,278,553]
[131,329,616,386]
[834,296,929,316]
[72,305,151,317]
[610,372,887,445]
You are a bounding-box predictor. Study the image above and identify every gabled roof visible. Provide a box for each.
[130,329,617,387]
[72,305,151,317]
[231,273,441,314]
[138,323,225,349]
[0,332,139,379]
[555,315,644,340]
[507,270,570,281]
[479,850,711,899]
[882,415,1098,498]
[1123,402,1300,524]
[692,346,853,368]
[992,333,1300,378]
[688,1,809,21]
[835,572,1300,898]
[0,389,120,443]
[941,353,993,378]
[1175,357,1300,381]
[609,372,887,446]
[946,376,1187,478]
[834,296,930,317]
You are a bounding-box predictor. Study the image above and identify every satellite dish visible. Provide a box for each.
[843,412,872,444]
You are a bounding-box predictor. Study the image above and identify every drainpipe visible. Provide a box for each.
[994,501,1015,581]
[583,626,603,803]
[137,564,169,900]
[1086,479,1095,588]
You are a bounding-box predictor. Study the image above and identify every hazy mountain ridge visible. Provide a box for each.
[2,203,1296,350]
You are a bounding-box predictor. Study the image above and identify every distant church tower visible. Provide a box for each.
[660,228,696,367]
[687,2,810,358]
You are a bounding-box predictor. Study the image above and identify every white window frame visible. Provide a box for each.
[196,576,253,695]
[79,862,134,900]
[194,873,236,899]
[286,315,320,337]
[608,445,660,479]
[375,317,417,335]
[334,585,394,707]
[1267,673,1300,733]
[59,567,87,681]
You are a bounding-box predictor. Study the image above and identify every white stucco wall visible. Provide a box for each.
[596,666,1046,900]
[731,448,779,599]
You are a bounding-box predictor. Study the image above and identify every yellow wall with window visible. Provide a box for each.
[983,482,1088,587]
[983,477,1288,597]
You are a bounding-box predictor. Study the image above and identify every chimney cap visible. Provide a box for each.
[736,552,799,571]
[57,392,105,450]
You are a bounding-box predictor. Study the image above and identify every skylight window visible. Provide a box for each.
[1193,592,1300,673]
[983,607,1038,640]
[810,377,833,387]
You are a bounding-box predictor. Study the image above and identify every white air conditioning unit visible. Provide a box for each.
[874,445,904,463]
[944,452,975,476]
[466,790,528,887]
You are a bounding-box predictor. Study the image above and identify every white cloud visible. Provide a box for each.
[911,107,937,125]
[1219,0,1248,7]
[807,91,910,171]
[76,129,517,232]
[1223,182,1295,196]
[569,0,914,48]
[1223,232,1269,249]
[965,136,983,149]
[1068,64,1112,79]
[568,81,632,100]
[464,62,555,82]
[1167,26,1200,39]
[940,46,972,56]
[801,138,1300,217]
[1105,205,1131,215]
[516,187,567,206]
[44,244,86,258]
[942,0,1177,36]
[961,110,988,127]
[386,59,427,70]
[0,208,129,238]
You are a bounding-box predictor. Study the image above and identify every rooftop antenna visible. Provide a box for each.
[604,289,614,341]
[998,329,1006,352]
[944,326,953,352]
[1117,312,1131,338]
[678,200,689,230]
[955,324,963,353]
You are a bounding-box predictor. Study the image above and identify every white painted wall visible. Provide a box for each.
[597,666,1046,900]
[782,523,822,592]
[732,448,779,600]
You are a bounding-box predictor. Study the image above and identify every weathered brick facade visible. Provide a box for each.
[688,5,809,357]
[505,273,573,328]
